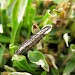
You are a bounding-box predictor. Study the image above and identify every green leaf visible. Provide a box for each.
[28,51,49,72]
[9,44,18,55]
[23,0,36,38]
[43,10,50,25]
[4,65,16,72]
[41,71,46,75]
[70,44,75,53]
[7,0,15,7]
[12,55,38,74]
[17,0,28,23]
[0,47,4,66]
[51,68,60,75]
[0,35,10,43]
[24,0,33,27]
[53,0,63,4]
[63,59,75,75]
[11,0,28,44]
[40,10,51,27]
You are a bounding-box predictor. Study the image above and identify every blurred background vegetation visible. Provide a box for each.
[0,0,75,75]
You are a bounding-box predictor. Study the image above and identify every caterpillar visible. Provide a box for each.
[15,25,52,54]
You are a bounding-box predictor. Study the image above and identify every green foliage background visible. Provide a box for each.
[0,0,75,75]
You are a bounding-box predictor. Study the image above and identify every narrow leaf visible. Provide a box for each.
[4,65,16,72]
[63,59,75,75]
[0,48,4,66]
[41,71,46,75]
[11,0,28,44]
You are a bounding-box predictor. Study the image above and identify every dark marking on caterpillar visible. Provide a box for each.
[15,25,52,54]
